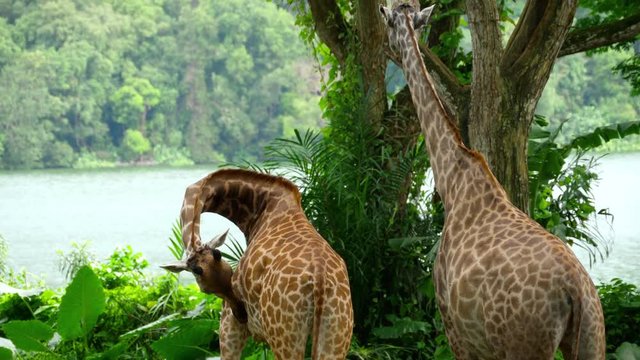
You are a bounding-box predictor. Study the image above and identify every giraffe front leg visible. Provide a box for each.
[219,305,249,360]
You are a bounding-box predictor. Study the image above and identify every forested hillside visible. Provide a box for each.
[538,47,640,152]
[0,0,322,169]
[0,0,638,171]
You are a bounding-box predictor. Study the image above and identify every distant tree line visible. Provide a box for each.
[538,47,640,152]
[0,0,322,169]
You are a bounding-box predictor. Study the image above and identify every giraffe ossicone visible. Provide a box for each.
[380,2,605,359]
[162,168,353,360]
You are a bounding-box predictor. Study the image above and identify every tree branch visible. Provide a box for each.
[308,0,349,66]
[559,12,640,57]
[466,0,503,145]
[501,0,578,78]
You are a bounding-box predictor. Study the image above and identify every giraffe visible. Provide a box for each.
[380,2,605,359]
[161,168,353,360]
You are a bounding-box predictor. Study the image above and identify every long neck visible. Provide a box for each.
[181,170,302,247]
[399,17,481,211]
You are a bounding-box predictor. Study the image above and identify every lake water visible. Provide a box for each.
[0,153,638,288]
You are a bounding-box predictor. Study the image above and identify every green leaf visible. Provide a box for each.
[58,266,106,340]
[0,337,15,359]
[566,121,640,152]
[1,320,53,353]
[0,348,12,360]
[615,342,640,360]
[151,319,217,360]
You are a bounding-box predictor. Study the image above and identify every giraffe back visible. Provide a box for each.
[180,169,354,359]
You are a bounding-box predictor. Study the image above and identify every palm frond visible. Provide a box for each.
[219,233,245,270]
[168,219,184,261]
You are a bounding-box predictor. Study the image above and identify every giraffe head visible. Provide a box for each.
[161,229,234,296]
[379,2,435,59]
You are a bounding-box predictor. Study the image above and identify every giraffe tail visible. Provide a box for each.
[311,261,326,360]
[563,287,583,360]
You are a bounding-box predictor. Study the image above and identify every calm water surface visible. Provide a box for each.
[0,166,243,287]
[0,153,638,288]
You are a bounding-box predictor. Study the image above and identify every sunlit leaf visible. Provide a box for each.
[1,320,53,352]
[58,266,105,340]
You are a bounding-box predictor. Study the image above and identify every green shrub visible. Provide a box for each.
[73,152,116,169]
[121,129,151,163]
[598,278,640,352]
[56,241,96,280]
[43,141,75,168]
[0,245,224,359]
[152,145,195,166]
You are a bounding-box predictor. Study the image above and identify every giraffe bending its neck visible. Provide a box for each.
[162,169,353,360]
[380,3,605,359]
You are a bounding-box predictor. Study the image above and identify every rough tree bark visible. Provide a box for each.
[306,0,640,214]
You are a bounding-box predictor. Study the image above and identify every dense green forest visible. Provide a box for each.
[1,0,639,170]
[0,0,322,169]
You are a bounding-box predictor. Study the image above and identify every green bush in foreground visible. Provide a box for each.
[0,243,639,359]
[0,247,222,359]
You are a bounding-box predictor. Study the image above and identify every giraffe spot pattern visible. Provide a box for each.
[177,169,353,360]
[380,2,606,359]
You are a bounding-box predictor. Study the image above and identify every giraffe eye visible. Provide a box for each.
[192,265,203,276]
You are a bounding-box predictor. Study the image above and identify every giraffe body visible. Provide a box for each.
[162,169,353,360]
[380,3,605,359]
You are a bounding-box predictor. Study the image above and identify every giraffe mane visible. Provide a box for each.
[401,10,503,190]
[208,168,302,204]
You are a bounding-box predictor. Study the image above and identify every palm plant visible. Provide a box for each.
[528,115,640,264]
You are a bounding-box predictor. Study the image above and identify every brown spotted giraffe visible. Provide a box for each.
[161,168,353,359]
[380,3,605,359]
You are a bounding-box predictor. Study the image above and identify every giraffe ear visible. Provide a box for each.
[205,228,230,249]
[160,260,189,273]
[413,4,435,31]
[212,249,222,262]
[379,5,393,26]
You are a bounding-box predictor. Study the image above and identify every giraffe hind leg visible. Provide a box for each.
[219,306,250,360]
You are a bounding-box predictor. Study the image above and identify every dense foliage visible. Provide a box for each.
[538,50,640,153]
[0,0,322,169]
[0,243,225,359]
[0,236,639,358]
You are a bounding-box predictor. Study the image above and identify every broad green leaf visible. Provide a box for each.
[566,121,640,151]
[151,319,217,360]
[615,342,640,360]
[0,337,15,360]
[1,320,53,352]
[0,348,12,360]
[58,266,105,340]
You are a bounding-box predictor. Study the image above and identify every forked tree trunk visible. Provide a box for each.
[306,0,640,214]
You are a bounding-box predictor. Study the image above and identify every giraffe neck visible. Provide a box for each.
[398,14,503,211]
[181,169,302,247]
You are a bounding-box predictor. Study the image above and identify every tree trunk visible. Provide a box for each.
[463,0,578,213]
[356,0,387,132]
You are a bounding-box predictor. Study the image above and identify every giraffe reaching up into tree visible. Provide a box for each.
[162,168,353,360]
[380,2,605,359]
